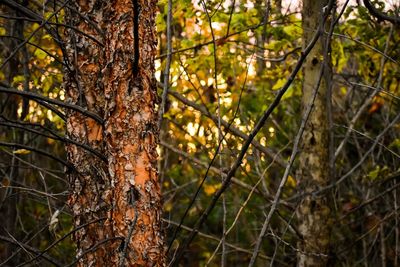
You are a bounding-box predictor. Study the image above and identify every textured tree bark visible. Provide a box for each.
[296,0,332,266]
[64,0,165,266]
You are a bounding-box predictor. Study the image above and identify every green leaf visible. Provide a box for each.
[283,25,301,37]
[12,75,25,85]
[368,166,380,180]
[34,49,47,60]
[272,78,286,90]
[389,139,400,149]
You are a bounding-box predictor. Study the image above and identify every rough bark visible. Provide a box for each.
[64,0,165,266]
[296,0,332,266]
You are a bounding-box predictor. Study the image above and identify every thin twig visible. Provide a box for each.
[0,235,62,266]
[0,85,104,124]
[0,141,72,169]
[158,0,172,127]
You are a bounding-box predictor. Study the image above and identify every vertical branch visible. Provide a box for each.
[158,0,172,126]
[380,223,387,267]
[394,184,399,267]
[199,0,228,264]
[256,0,270,77]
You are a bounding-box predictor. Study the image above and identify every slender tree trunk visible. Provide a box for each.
[275,0,281,13]
[296,0,332,266]
[0,5,25,263]
[256,0,269,77]
[64,0,165,266]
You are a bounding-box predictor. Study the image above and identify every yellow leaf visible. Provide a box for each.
[204,184,220,196]
[285,175,296,188]
[13,149,31,155]
[164,202,173,212]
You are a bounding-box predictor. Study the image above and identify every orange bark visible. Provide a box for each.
[64,0,165,266]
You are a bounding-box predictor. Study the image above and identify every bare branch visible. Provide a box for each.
[363,0,400,24]
[0,235,63,266]
[0,142,71,169]
[0,85,104,124]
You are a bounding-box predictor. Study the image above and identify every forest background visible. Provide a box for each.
[0,0,399,266]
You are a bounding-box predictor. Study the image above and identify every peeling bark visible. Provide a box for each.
[64,0,165,266]
[296,0,332,266]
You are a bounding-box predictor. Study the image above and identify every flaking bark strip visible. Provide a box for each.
[128,0,140,95]
[133,0,140,76]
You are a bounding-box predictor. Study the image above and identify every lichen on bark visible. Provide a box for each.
[296,0,333,266]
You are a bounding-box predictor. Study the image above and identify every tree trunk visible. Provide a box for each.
[0,5,25,263]
[296,0,332,266]
[64,0,165,266]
